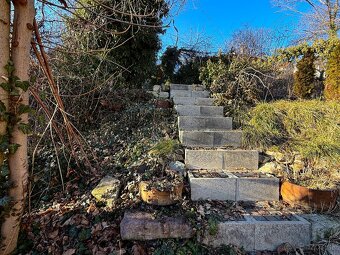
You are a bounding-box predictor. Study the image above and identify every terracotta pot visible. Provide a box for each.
[155,99,172,109]
[281,181,339,211]
[139,181,183,206]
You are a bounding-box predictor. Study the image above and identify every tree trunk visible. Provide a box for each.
[0,0,35,254]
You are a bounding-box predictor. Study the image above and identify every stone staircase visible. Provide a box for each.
[120,84,340,253]
[170,84,311,251]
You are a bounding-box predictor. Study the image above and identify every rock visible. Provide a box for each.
[327,243,340,255]
[153,85,161,92]
[120,212,194,240]
[91,176,120,207]
[167,161,186,176]
[266,150,286,162]
[291,159,305,172]
[258,162,282,175]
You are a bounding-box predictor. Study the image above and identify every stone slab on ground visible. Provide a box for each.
[179,130,242,147]
[185,149,259,170]
[173,97,214,106]
[170,90,210,98]
[327,243,340,255]
[170,84,206,91]
[150,91,169,98]
[178,116,233,131]
[91,176,120,207]
[175,105,223,116]
[189,171,279,201]
[301,214,340,241]
[188,171,238,201]
[202,214,311,251]
[120,212,194,240]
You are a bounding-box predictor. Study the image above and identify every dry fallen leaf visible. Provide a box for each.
[62,249,76,255]
[131,244,146,255]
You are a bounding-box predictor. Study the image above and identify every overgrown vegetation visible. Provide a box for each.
[325,41,340,100]
[293,48,317,98]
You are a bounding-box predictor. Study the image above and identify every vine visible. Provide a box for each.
[0,60,31,242]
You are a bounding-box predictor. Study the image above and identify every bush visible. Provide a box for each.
[243,100,340,166]
[293,49,316,98]
[324,41,340,100]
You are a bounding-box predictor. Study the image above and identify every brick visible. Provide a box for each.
[237,176,280,201]
[185,149,259,170]
[175,105,223,116]
[173,97,214,106]
[179,130,242,147]
[120,212,194,240]
[178,116,233,131]
[188,171,237,201]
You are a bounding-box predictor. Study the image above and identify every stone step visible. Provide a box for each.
[120,212,194,240]
[185,149,259,170]
[170,90,209,98]
[150,91,169,98]
[202,214,311,251]
[188,170,279,201]
[175,105,223,116]
[173,97,214,106]
[170,84,206,91]
[178,116,233,131]
[179,130,242,147]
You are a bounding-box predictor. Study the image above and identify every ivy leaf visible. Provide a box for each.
[0,82,11,92]
[15,80,30,92]
[18,123,31,134]
[17,104,32,115]
[8,143,20,154]
[4,61,14,74]
[0,101,6,112]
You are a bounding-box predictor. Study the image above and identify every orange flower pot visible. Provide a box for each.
[139,181,183,206]
[281,181,338,211]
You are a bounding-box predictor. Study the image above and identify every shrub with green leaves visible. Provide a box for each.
[324,41,340,100]
[293,49,316,98]
[243,100,340,166]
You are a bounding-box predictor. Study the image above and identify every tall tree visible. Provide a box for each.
[273,0,340,40]
[0,0,35,254]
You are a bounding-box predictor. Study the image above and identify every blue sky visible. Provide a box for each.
[161,0,301,53]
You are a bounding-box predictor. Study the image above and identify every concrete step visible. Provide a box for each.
[185,149,259,170]
[150,91,169,98]
[179,130,242,147]
[170,84,206,91]
[178,116,232,131]
[188,170,279,201]
[170,90,209,98]
[202,214,311,251]
[173,97,214,106]
[175,105,223,116]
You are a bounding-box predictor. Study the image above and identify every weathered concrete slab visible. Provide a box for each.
[254,215,311,251]
[179,130,242,147]
[202,217,255,251]
[301,214,340,241]
[185,149,259,170]
[237,177,280,201]
[178,116,233,131]
[189,171,279,201]
[170,84,206,91]
[327,243,340,255]
[188,171,238,201]
[173,97,214,106]
[120,212,194,240]
[175,105,223,116]
[151,91,169,98]
[170,90,210,98]
[202,214,311,251]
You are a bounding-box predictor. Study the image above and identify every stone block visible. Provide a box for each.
[185,149,259,170]
[188,171,237,201]
[173,97,214,106]
[178,116,233,131]
[153,85,161,92]
[237,177,280,201]
[91,176,120,207]
[175,105,223,116]
[170,90,209,98]
[120,212,195,240]
[179,130,242,148]
[254,215,311,251]
[170,84,206,91]
[301,214,340,241]
[151,91,169,98]
[202,219,255,251]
